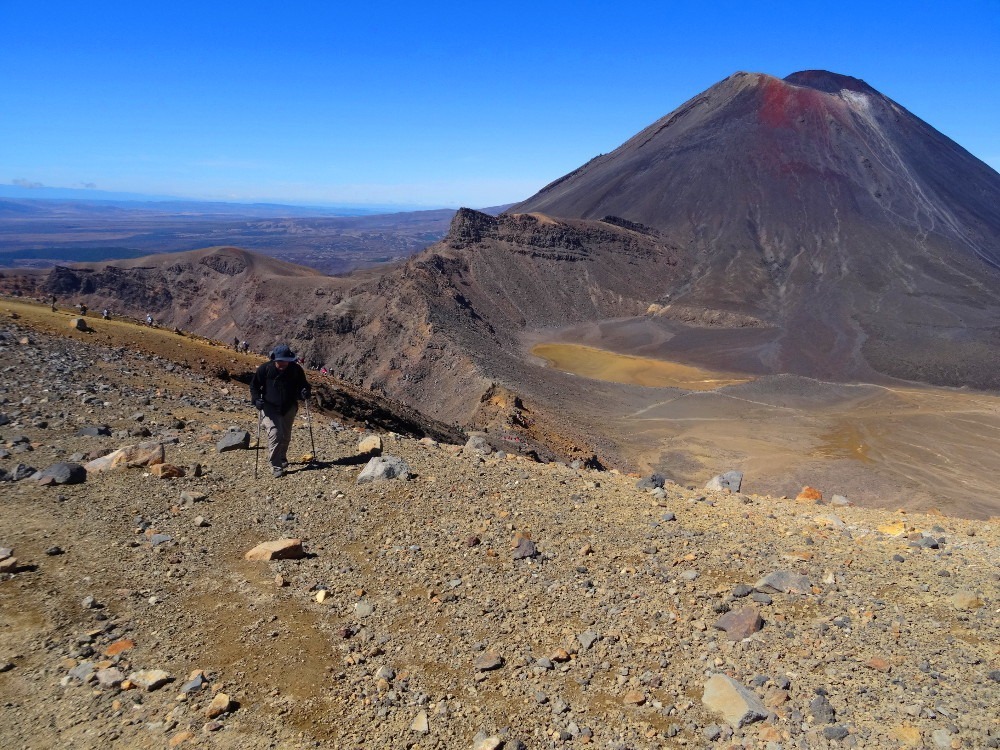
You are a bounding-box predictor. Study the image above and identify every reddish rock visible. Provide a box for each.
[205,692,233,718]
[150,463,185,478]
[795,486,824,503]
[104,639,135,656]
[622,690,646,705]
[473,651,504,671]
[244,538,305,561]
[865,656,892,673]
[86,442,165,474]
[713,607,764,640]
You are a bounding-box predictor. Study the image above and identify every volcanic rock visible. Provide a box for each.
[35,462,86,486]
[356,455,412,484]
[702,674,768,729]
[245,538,305,561]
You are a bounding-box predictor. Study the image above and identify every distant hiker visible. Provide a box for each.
[79,303,87,316]
[146,313,153,326]
[250,344,310,478]
[102,308,109,320]
[241,340,249,353]
[233,336,239,350]
[50,295,57,312]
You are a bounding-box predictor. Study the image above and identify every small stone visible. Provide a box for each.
[810,694,836,723]
[702,674,768,729]
[474,651,504,671]
[463,435,492,456]
[795,486,824,503]
[356,455,412,483]
[128,669,173,691]
[550,648,570,663]
[578,631,600,650]
[168,730,195,747]
[358,434,382,455]
[623,690,646,705]
[76,425,111,437]
[179,491,207,505]
[755,570,812,594]
[705,471,742,492]
[823,725,850,741]
[315,589,329,603]
[889,725,923,746]
[931,729,954,748]
[949,591,982,610]
[180,672,208,694]
[410,710,429,733]
[865,656,892,673]
[636,473,665,490]
[244,538,305,561]
[203,720,224,732]
[472,733,503,750]
[512,536,538,560]
[96,667,125,689]
[68,661,96,683]
[205,692,233,718]
[216,430,250,453]
[713,606,764,640]
[104,639,135,657]
[354,601,374,618]
[193,516,209,527]
[35,462,86,486]
[150,464,185,479]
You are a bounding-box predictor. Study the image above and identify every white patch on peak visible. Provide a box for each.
[840,89,872,113]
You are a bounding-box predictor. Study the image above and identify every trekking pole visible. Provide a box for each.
[304,396,316,462]
[254,408,262,479]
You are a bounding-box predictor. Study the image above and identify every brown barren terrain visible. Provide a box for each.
[1,301,998,750]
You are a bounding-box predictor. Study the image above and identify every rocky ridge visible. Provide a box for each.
[0,313,998,749]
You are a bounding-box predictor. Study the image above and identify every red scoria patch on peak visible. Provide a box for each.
[759,77,830,128]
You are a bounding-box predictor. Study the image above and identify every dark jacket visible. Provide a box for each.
[250,361,309,414]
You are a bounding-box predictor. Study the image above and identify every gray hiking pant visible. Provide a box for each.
[261,404,298,468]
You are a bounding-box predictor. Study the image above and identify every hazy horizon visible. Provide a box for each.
[2,1,997,207]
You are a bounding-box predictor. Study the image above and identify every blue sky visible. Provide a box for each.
[1,1,997,208]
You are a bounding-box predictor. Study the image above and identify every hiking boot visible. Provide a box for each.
[272,466,285,478]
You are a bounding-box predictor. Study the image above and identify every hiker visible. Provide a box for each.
[50,295,57,312]
[102,308,109,320]
[79,303,87,316]
[146,313,153,326]
[249,344,310,478]
[241,340,249,353]
[233,336,239,350]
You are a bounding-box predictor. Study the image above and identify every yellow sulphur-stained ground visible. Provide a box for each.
[532,342,752,390]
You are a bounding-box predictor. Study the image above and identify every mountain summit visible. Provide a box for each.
[511,70,1000,385]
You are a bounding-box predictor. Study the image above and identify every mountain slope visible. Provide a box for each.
[511,70,1000,386]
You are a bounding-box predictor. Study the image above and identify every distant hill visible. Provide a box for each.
[0,194,515,273]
